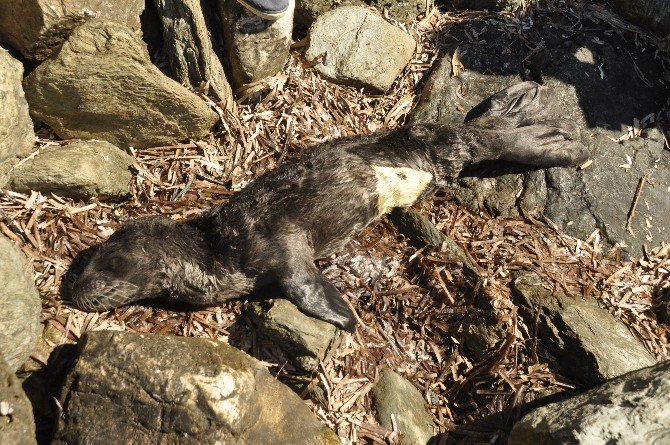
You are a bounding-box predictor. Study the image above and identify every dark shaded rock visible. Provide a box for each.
[305,6,416,93]
[512,273,656,387]
[0,235,41,372]
[0,361,36,445]
[219,0,294,89]
[23,20,219,149]
[295,0,427,28]
[463,321,507,361]
[444,0,521,11]
[373,368,434,445]
[509,361,670,445]
[246,299,338,372]
[153,0,234,108]
[0,0,144,60]
[608,0,670,37]
[410,14,670,257]
[0,50,35,165]
[9,140,134,200]
[53,330,339,445]
[657,286,670,325]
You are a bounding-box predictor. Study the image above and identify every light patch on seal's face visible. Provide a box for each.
[372,165,433,215]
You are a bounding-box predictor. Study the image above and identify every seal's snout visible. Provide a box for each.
[70,277,141,312]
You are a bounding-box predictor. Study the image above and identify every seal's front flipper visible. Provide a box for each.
[278,267,357,332]
[468,81,552,130]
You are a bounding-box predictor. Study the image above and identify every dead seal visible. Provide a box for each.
[66,82,588,332]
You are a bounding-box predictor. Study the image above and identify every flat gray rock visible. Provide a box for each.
[373,368,434,445]
[9,140,135,200]
[0,0,144,60]
[0,360,37,445]
[23,20,219,149]
[246,299,338,372]
[295,0,427,28]
[512,273,656,387]
[53,330,339,445]
[0,50,35,165]
[0,235,41,372]
[219,0,294,89]
[509,361,670,445]
[306,6,416,93]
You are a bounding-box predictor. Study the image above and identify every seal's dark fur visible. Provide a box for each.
[66,82,589,331]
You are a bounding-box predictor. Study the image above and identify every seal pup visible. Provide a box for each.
[66,82,589,332]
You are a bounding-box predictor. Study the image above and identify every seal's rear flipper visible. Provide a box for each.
[278,268,357,332]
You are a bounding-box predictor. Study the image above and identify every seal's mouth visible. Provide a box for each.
[70,279,141,312]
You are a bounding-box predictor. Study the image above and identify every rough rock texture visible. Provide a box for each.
[389,207,445,248]
[608,0,670,37]
[0,0,144,60]
[509,361,670,445]
[153,0,234,108]
[246,299,338,372]
[9,140,135,200]
[23,20,219,149]
[53,330,339,445]
[373,368,434,445]
[444,0,521,11]
[410,15,670,257]
[219,0,294,89]
[463,321,507,362]
[305,7,416,93]
[0,235,41,372]
[512,273,656,387]
[0,50,35,165]
[0,361,37,445]
[295,0,427,28]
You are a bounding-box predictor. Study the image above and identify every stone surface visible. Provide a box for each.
[23,20,219,149]
[512,273,656,387]
[246,299,338,372]
[463,321,507,362]
[0,50,35,165]
[295,0,427,28]
[0,0,144,60]
[219,0,294,89]
[509,361,670,445]
[373,368,434,445]
[0,235,41,372]
[0,360,37,445]
[153,0,234,108]
[305,6,416,93]
[410,14,670,257]
[53,330,339,445]
[9,140,135,200]
[609,0,670,37]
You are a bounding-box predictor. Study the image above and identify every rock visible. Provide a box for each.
[23,20,219,149]
[9,140,134,200]
[444,0,521,12]
[608,0,670,37]
[153,0,234,108]
[509,361,670,445]
[0,0,144,60]
[410,15,670,257]
[53,330,339,445]
[512,273,656,387]
[373,368,434,445]
[295,0,427,28]
[305,6,416,93]
[246,299,338,372]
[0,50,35,165]
[0,235,41,372]
[219,0,294,89]
[0,360,37,445]
[463,321,507,362]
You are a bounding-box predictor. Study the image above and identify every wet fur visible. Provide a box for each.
[65,82,589,331]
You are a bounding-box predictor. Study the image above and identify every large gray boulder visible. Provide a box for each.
[410,15,670,257]
[23,20,219,149]
[512,273,656,387]
[0,361,37,445]
[305,6,416,93]
[219,0,294,89]
[608,0,670,37]
[0,0,144,60]
[9,140,135,200]
[0,50,35,165]
[153,0,234,109]
[53,330,340,445]
[0,235,41,372]
[295,0,427,28]
[509,361,670,445]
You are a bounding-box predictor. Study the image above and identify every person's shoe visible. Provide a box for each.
[234,0,289,20]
